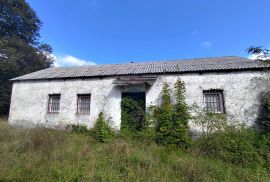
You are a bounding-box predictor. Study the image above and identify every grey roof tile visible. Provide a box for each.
[11,56,270,81]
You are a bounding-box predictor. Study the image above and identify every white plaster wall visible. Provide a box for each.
[147,71,270,131]
[9,71,270,131]
[9,78,122,130]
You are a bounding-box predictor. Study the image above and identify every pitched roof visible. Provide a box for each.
[11,56,269,81]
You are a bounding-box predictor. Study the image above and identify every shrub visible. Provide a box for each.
[153,80,191,147]
[154,83,175,145]
[90,112,114,143]
[173,79,191,147]
[68,124,89,134]
[264,91,270,133]
[255,133,270,169]
[192,104,228,135]
[193,127,270,169]
[121,97,144,133]
[256,91,270,133]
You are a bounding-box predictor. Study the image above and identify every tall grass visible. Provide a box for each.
[0,119,269,182]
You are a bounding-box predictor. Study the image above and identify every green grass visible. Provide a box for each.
[0,119,269,182]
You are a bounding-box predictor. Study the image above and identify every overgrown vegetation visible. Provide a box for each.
[121,97,144,133]
[2,79,270,180]
[119,79,191,147]
[69,124,88,134]
[1,119,270,181]
[192,127,270,169]
[262,91,270,133]
[90,112,115,142]
[192,104,228,135]
[69,112,114,143]
[153,80,191,147]
[173,79,191,146]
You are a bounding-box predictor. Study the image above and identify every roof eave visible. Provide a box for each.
[10,67,270,82]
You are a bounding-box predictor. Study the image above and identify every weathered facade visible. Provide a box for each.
[9,56,270,132]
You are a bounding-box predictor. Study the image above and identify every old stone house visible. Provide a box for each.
[8,56,270,132]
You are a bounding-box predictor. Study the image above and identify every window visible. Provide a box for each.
[48,94,61,113]
[203,90,225,113]
[77,94,91,114]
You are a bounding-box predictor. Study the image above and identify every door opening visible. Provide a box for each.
[121,92,146,130]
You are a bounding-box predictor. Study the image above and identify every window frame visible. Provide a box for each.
[203,90,225,114]
[47,94,61,113]
[77,94,91,114]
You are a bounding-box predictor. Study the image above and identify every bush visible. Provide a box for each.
[152,80,191,147]
[68,124,89,134]
[255,133,270,169]
[192,104,228,135]
[154,82,175,145]
[90,112,114,143]
[193,127,270,169]
[264,91,270,133]
[173,79,191,147]
[121,97,145,133]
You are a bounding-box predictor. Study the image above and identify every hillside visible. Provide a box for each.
[0,119,269,182]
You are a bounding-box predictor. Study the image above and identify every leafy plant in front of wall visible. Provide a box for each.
[154,82,175,145]
[69,124,89,134]
[153,80,191,147]
[120,97,145,134]
[173,79,191,147]
[262,91,270,133]
[191,104,227,135]
[91,112,114,142]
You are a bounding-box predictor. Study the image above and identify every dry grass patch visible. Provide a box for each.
[0,120,269,182]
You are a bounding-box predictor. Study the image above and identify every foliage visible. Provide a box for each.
[0,120,269,181]
[154,83,175,144]
[153,80,191,147]
[120,97,144,133]
[90,112,114,143]
[192,127,270,169]
[0,0,54,115]
[192,104,228,135]
[265,92,270,133]
[68,124,89,134]
[173,79,191,147]
[263,91,270,133]
[0,0,41,44]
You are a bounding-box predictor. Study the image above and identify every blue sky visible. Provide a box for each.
[27,0,270,66]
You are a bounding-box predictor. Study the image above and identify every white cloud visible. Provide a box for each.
[52,54,96,67]
[248,53,270,60]
[201,41,213,48]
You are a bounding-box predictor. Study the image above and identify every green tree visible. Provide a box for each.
[0,0,41,44]
[91,112,114,143]
[173,79,191,147]
[153,81,191,147]
[0,0,54,115]
[154,83,175,145]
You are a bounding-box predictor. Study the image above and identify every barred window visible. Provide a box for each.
[203,90,225,113]
[48,94,61,113]
[77,94,91,114]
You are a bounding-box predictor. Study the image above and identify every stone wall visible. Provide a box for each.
[9,70,270,131]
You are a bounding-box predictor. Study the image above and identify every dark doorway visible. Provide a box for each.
[121,92,146,130]
[122,92,146,109]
